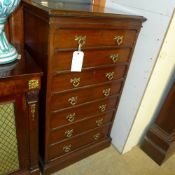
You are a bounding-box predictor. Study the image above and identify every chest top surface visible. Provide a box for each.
[23,0,146,21]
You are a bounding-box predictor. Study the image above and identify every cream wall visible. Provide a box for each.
[123,11,175,153]
[105,0,175,152]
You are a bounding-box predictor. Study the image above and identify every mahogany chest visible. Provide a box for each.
[23,0,145,174]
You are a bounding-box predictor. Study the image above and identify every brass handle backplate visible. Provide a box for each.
[65,129,74,138]
[103,88,111,97]
[93,133,101,140]
[75,35,86,50]
[106,72,114,81]
[114,35,124,46]
[70,77,80,87]
[96,118,103,127]
[68,96,78,106]
[66,113,76,123]
[99,104,106,112]
[63,144,72,153]
[110,54,119,63]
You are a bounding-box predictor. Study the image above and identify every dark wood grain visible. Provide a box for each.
[51,80,123,110]
[53,29,136,49]
[52,48,131,71]
[141,81,175,165]
[50,110,115,130]
[0,46,42,175]
[41,138,111,175]
[50,115,113,144]
[52,65,127,92]
[49,124,111,159]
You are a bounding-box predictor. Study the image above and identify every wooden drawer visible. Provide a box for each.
[50,111,114,143]
[51,109,115,129]
[51,80,123,110]
[50,96,118,128]
[48,124,111,160]
[53,29,136,49]
[52,65,127,92]
[52,48,131,71]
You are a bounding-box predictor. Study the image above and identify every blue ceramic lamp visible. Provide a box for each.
[0,0,20,64]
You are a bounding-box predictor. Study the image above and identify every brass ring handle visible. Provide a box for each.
[66,113,76,123]
[106,72,114,81]
[114,35,124,46]
[65,129,74,138]
[99,104,106,112]
[70,77,80,87]
[68,96,78,106]
[110,54,119,63]
[63,144,72,153]
[96,118,103,127]
[93,133,101,140]
[103,88,111,97]
[75,35,86,50]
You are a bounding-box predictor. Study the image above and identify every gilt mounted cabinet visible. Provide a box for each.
[0,49,42,175]
[23,0,146,174]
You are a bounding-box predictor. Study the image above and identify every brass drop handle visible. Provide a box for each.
[68,96,78,106]
[93,133,101,140]
[70,77,80,87]
[63,144,72,153]
[103,88,111,97]
[114,35,124,46]
[110,54,119,63]
[65,129,74,138]
[99,104,106,112]
[96,118,103,127]
[66,113,76,123]
[106,72,114,81]
[75,35,86,51]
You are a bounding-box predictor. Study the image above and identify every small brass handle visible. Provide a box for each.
[63,144,72,153]
[103,88,111,97]
[114,36,124,46]
[110,54,119,63]
[96,118,103,127]
[66,113,76,123]
[65,129,74,138]
[68,96,78,106]
[93,133,101,140]
[106,72,114,81]
[70,77,80,87]
[75,35,86,50]
[99,104,106,112]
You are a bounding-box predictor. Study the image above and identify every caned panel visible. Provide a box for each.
[0,103,19,175]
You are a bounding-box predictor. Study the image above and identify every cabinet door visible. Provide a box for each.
[0,94,29,175]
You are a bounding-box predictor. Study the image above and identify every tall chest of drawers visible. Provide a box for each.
[23,0,146,174]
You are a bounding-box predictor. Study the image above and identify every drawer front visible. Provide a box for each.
[52,48,131,71]
[50,96,118,129]
[50,111,114,143]
[48,124,111,160]
[51,80,123,110]
[52,65,127,92]
[53,29,136,49]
